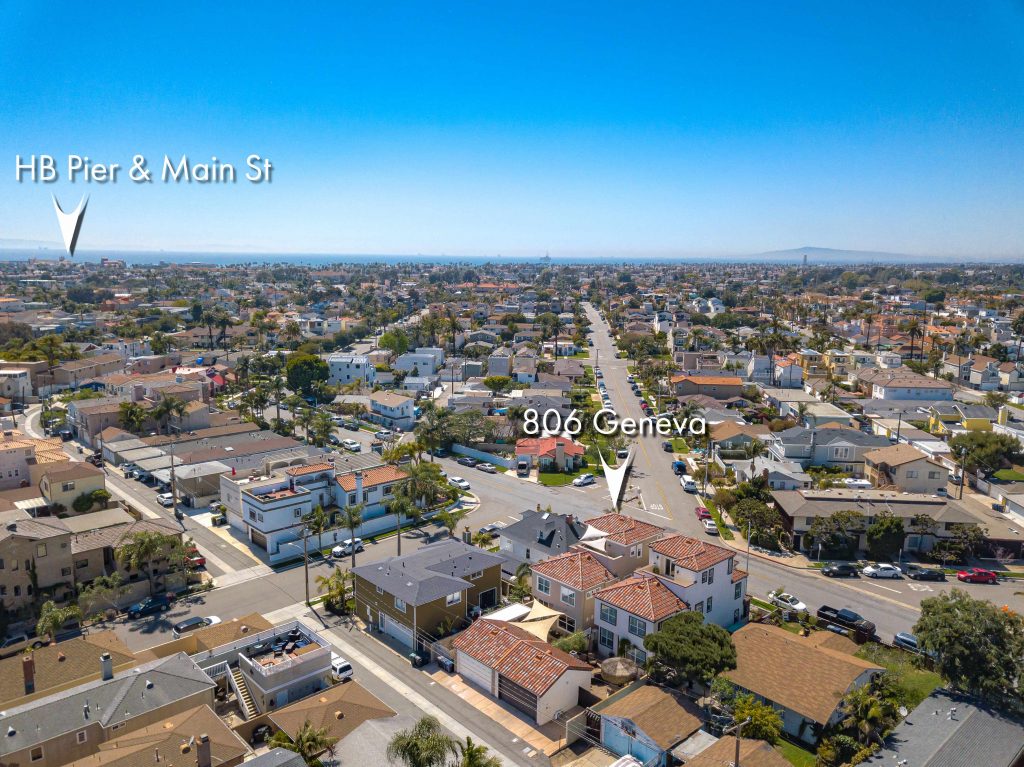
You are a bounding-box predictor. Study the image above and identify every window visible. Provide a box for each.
[62,481,75,492]
[905,470,919,479]
[560,586,576,607]
[598,626,614,650]
[0,558,4,570]
[348,493,356,505]
[695,600,704,614]
[36,544,46,558]
[928,471,940,479]
[294,509,302,518]
[375,586,384,595]
[76,559,88,569]
[627,615,646,638]
[525,548,531,560]
[470,570,483,580]
[77,731,88,744]
[626,646,647,665]
[248,510,257,521]
[629,544,642,558]
[0,586,6,596]
[445,592,462,607]
[257,513,264,523]
[394,597,406,612]
[734,582,742,599]
[30,747,43,762]
[537,576,551,595]
[706,596,713,613]
[600,603,617,625]
[13,586,20,597]
[61,567,71,577]
[701,567,714,585]
[727,558,733,574]
[558,614,576,633]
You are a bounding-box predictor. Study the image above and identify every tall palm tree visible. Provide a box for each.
[436,508,467,538]
[303,504,331,553]
[268,720,339,767]
[152,396,187,435]
[456,737,501,767]
[118,401,147,434]
[315,566,352,613]
[386,715,458,767]
[270,375,286,423]
[905,318,922,362]
[340,503,364,568]
[115,531,182,592]
[36,600,82,643]
[295,408,316,443]
[387,493,415,556]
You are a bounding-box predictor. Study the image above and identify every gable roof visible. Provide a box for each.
[336,464,408,491]
[594,576,687,622]
[499,510,587,555]
[531,550,615,590]
[683,737,790,767]
[515,436,586,458]
[599,684,703,750]
[453,619,589,696]
[268,680,395,745]
[723,624,882,725]
[585,513,664,546]
[650,535,734,573]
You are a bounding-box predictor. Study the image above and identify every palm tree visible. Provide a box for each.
[309,410,335,447]
[456,737,501,767]
[295,408,316,443]
[303,504,331,553]
[201,310,218,350]
[115,531,182,591]
[268,720,339,767]
[270,375,286,423]
[284,319,302,346]
[340,503,364,568]
[386,715,458,767]
[315,566,351,613]
[905,318,922,362]
[840,686,897,746]
[152,396,187,435]
[118,401,147,434]
[36,600,82,643]
[387,494,416,556]
[436,508,467,538]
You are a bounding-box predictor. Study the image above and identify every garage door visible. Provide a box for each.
[457,651,493,693]
[498,675,537,720]
[382,613,414,650]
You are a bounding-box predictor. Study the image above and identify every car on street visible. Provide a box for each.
[694,506,712,520]
[662,441,674,452]
[172,615,221,638]
[127,594,173,619]
[572,473,596,487]
[341,439,362,452]
[863,563,902,579]
[156,492,174,507]
[331,538,364,557]
[185,547,206,568]
[595,369,603,378]
[327,434,343,446]
[450,476,471,490]
[701,519,719,535]
[905,563,946,580]
[816,605,876,641]
[516,458,530,476]
[680,475,697,492]
[475,462,498,474]
[0,633,44,657]
[374,430,394,440]
[821,562,860,578]
[769,591,807,612]
[616,447,630,459]
[331,652,354,681]
[957,567,998,584]
[456,456,479,468]
[894,632,922,654]
[477,523,504,538]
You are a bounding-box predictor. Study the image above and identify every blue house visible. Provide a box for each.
[597,684,704,767]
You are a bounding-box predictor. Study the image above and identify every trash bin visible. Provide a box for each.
[408,653,424,668]
[438,656,454,673]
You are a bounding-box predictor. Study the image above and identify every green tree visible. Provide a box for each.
[115,531,183,591]
[285,353,329,395]
[303,505,331,553]
[642,612,737,684]
[340,503,364,568]
[36,600,81,642]
[315,566,351,613]
[482,375,512,394]
[865,511,905,561]
[268,720,339,767]
[732,693,782,745]
[78,572,129,616]
[807,509,865,556]
[816,734,860,767]
[731,498,782,548]
[436,508,468,538]
[379,329,410,356]
[553,632,588,655]
[839,684,899,746]
[456,736,501,767]
[950,431,1023,474]
[385,715,458,767]
[118,401,148,434]
[913,588,1024,702]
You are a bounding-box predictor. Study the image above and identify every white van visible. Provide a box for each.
[680,475,698,493]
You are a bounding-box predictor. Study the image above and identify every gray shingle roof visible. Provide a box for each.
[499,510,587,554]
[244,749,308,767]
[0,652,214,755]
[352,539,506,605]
[773,426,892,448]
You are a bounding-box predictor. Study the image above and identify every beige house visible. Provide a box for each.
[0,510,74,614]
[531,550,617,636]
[863,444,950,495]
[37,462,107,514]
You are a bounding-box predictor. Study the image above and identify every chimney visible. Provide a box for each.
[22,654,34,695]
[354,471,363,499]
[100,652,113,681]
[196,734,211,767]
[555,439,565,470]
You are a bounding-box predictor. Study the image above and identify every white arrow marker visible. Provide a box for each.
[52,194,88,256]
[599,445,636,511]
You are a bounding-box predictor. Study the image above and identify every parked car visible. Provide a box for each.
[449,476,471,490]
[331,538,364,558]
[957,567,998,584]
[516,458,530,477]
[456,456,479,468]
[769,591,807,612]
[127,594,173,619]
[821,562,860,578]
[374,430,394,440]
[172,616,221,638]
[702,519,719,535]
[816,605,876,642]
[477,523,504,538]
[327,434,343,446]
[694,506,712,520]
[904,563,946,581]
[616,448,630,459]
[894,632,922,654]
[672,460,687,475]
[184,546,206,568]
[662,441,674,452]
[430,447,451,457]
[156,492,174,507]
[331,652,354,681]
[680,475,697,492]
[0,633,44,658]
[572,473,596,487]
[595,369,603,378]
[863,563,902,579]
[475,463,498,474]
[341,439,362,452]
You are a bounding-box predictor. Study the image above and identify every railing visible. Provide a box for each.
[240,644,331,679]
[204,660,229,679]
[190,619,318,665]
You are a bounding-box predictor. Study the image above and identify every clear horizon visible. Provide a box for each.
[2,2,1024,258]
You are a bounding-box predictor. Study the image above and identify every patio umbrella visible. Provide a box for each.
[600,655,639,685]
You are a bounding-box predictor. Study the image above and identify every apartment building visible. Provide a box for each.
[326,353,377,386]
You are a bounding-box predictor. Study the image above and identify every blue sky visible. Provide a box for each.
[2,2,1023,258]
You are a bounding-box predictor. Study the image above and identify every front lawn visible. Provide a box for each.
[539,471,585,487]
[775,739,816,767]
[700,497,735,540]
[854,642,942,709]
[994,468,1024,482]
[671,437,689,453]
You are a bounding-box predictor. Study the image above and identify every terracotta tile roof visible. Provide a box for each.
[515,436,586,459]
[285,462,336,477]
[723,624,883,725]
[336,464,408,491]
[531,551,615,590]
[670,375,743,385]
[453,619,590,696]
[651,535,734,573]
[731,567,747,584]
[594,576,687,622]
[586,513,664,546]
[598,685,703,749]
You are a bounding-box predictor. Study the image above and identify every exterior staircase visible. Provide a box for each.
[230,667,258,720]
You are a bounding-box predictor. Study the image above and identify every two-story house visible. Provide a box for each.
[927,403,996,436]
[326,354,377,387]
[370,391,416,431]
[862,444,950,494]
[576,513,664,577]
[646,535,748,628]
[593,576,688,665]
[497,509,587,571]
[766,425,892,476]
[531,550,617,636]
[352,540,506,652]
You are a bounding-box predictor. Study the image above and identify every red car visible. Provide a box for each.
[957,567,997,584]
[185,548,206,568]
[694,506,712,520]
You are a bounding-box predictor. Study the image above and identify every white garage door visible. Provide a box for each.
[457,651,493,694]
[383,613,414,650]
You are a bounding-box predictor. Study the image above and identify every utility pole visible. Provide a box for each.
[169,432,180,525]
[302,525,310,606]
[723,716,751,767]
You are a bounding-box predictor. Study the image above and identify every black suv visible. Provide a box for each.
[905,563,946,581]
[127,594,172,619]
[822,562,859,578]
